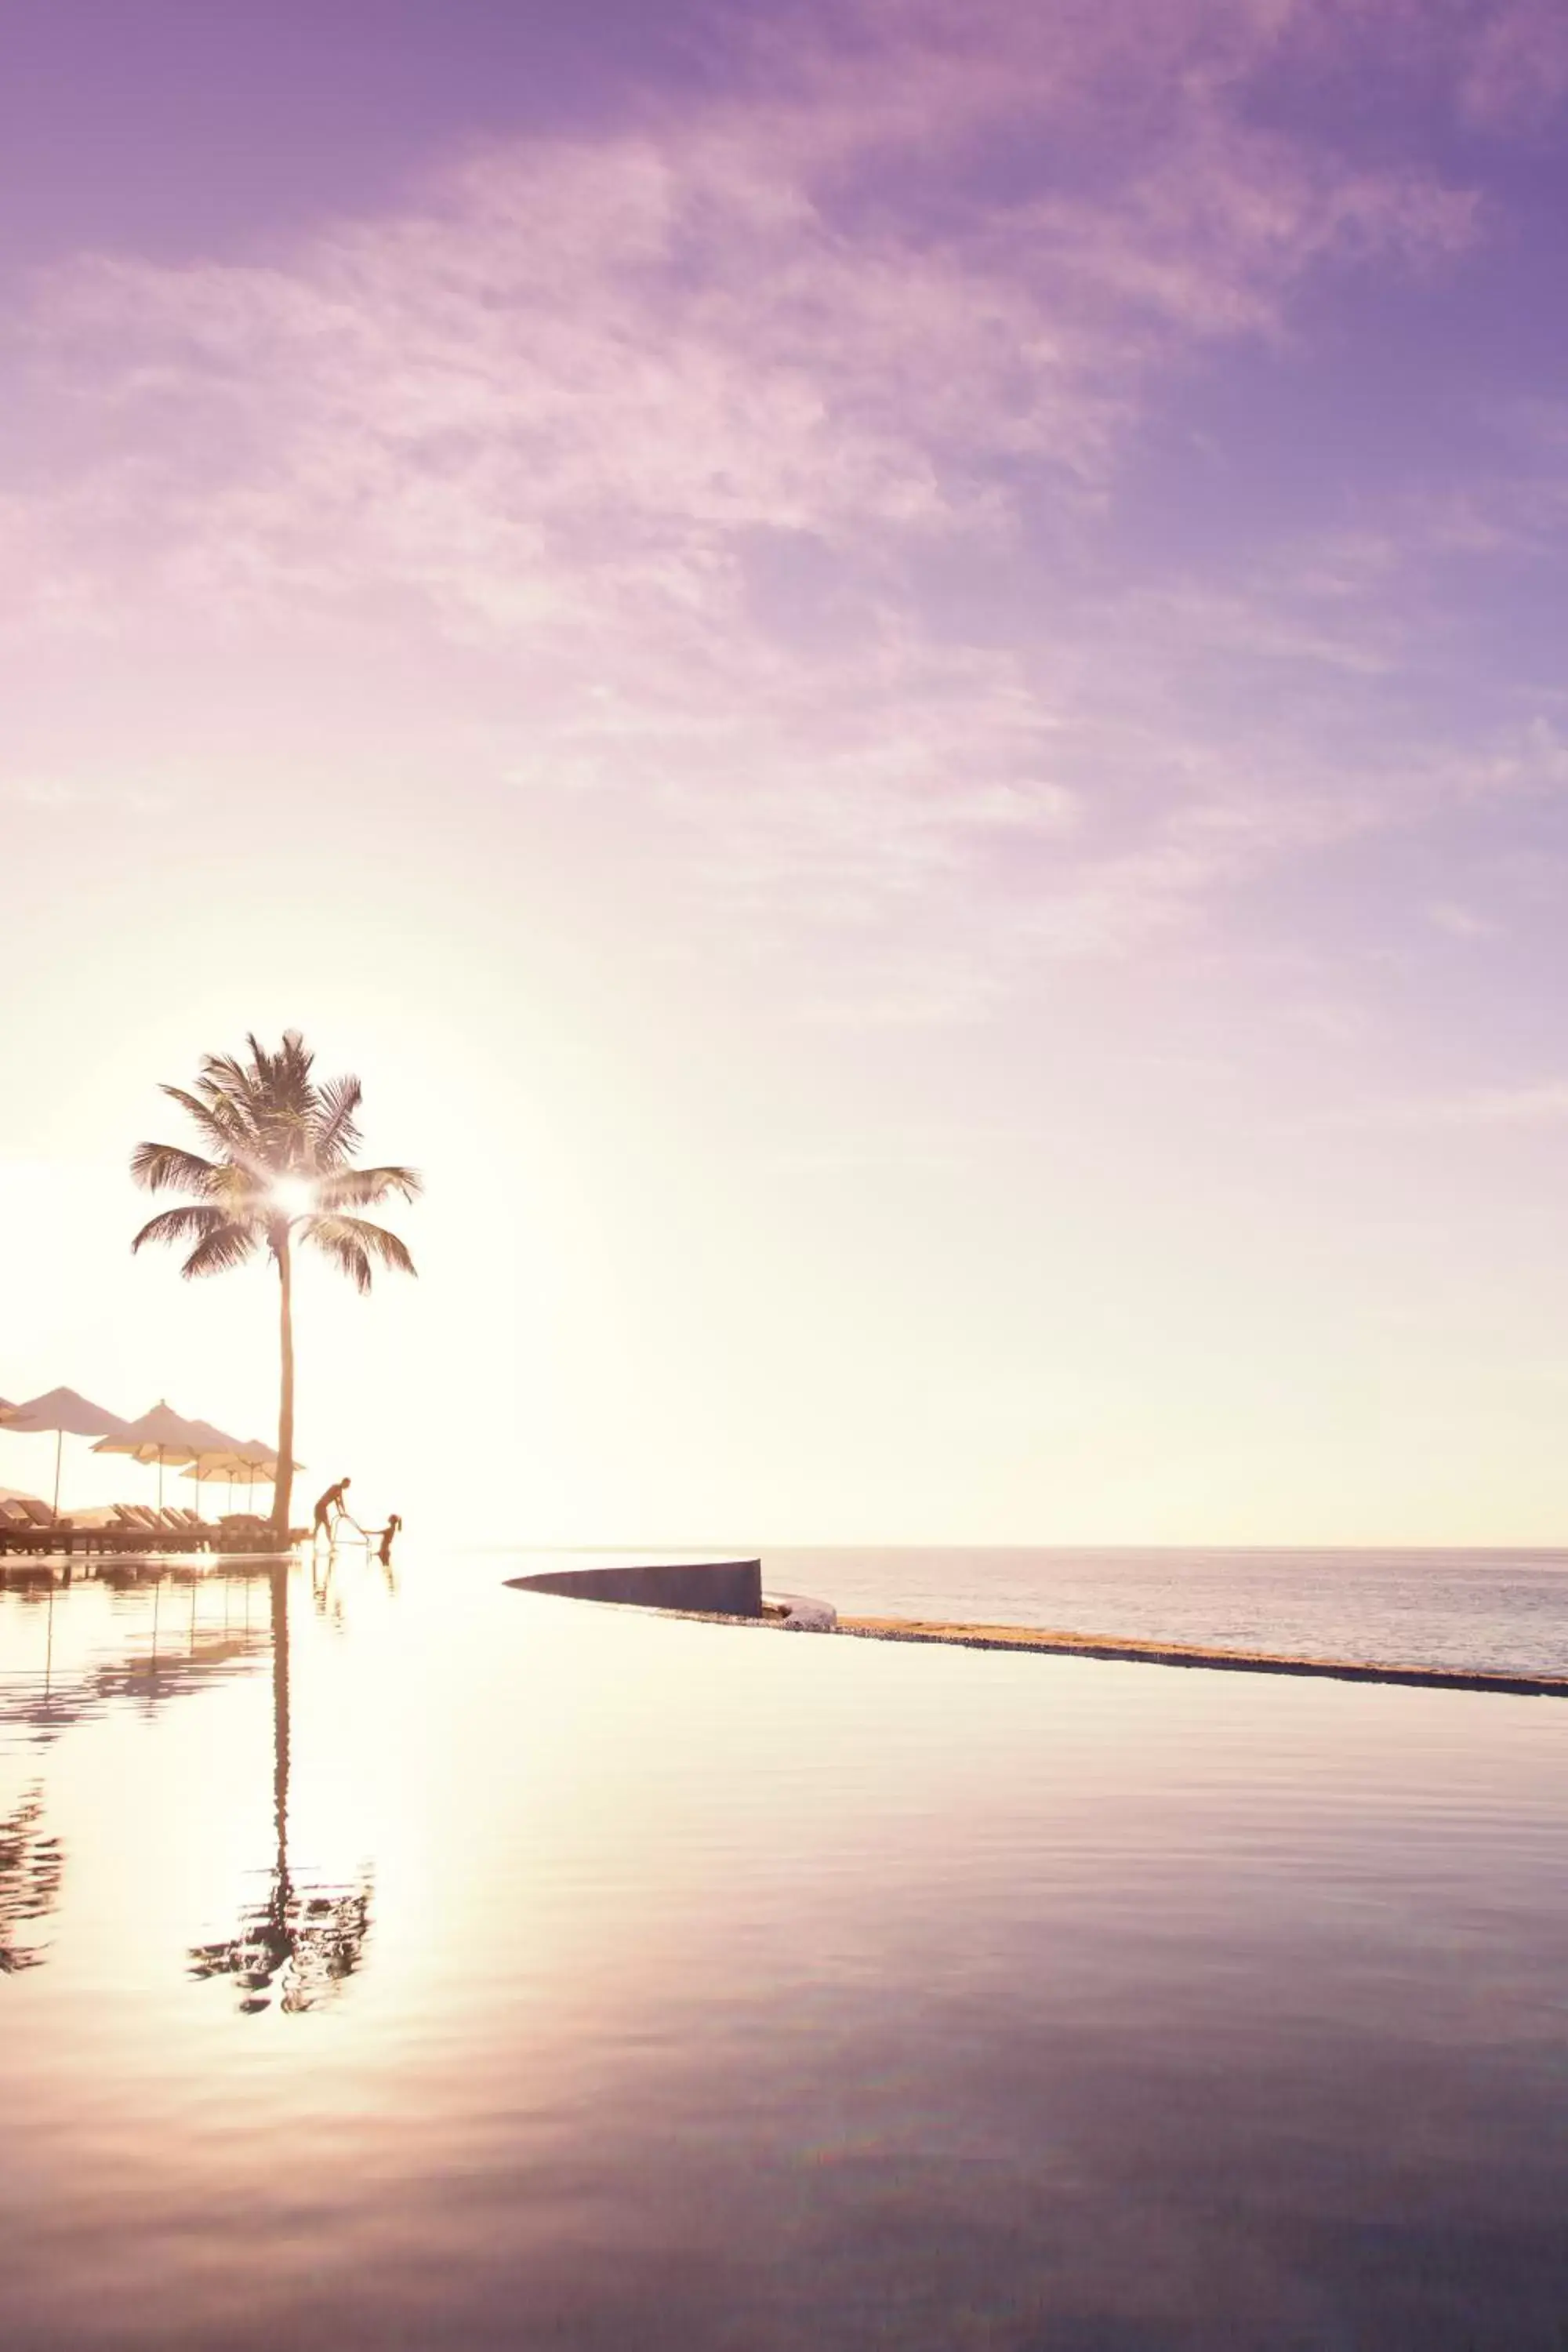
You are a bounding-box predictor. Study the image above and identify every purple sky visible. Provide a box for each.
[5,0,1568,1542]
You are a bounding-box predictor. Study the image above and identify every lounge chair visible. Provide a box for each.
[169,1506,217,1549]
[107,1504,170,1551]
[156,1508,208,1551]
[216,1512,299,1555]
[78,1515,141,1557]
[0,1500,44,1555]
[2,1498,75,1555]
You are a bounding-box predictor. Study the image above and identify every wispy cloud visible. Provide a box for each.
[2,775,173,816]
[1457,0,1568,129]
[0,0,1544,1012]
[1419,1080,1568,1127]
[1428,901,1497,941]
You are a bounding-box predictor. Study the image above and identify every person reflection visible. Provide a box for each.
[187,1563,371,2013]
[309,1545,341,1620]
[0,1785,64,1974]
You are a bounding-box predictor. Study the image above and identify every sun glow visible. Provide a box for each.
[271,1178,317,1218]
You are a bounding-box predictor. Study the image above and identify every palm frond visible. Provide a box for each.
[209,1163,261,1218]
[248,1032,318,1127]
[314,1164,423,1210]
[199,1050,253,1093]
[303,1214,417,1294]
[161,1083,264,1169]
[261,1029,314,1087]
[303,1221,373,1295]
[182,1223,262,1279]
[313,1074,364,1170]
[241,1036,318,1173]
[130,1141,222,1196]
[132,1204,231,1255]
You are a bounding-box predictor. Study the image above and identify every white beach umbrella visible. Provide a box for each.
[93,1400,246,1509]
[182,1455,257,1514]
[1,1386,132,1517]
[181,1451,265,1483]
[183,1443,298,1514]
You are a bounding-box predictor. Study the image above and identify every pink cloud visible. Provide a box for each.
[0,0,1514,1012]
[1457,0,1568,128]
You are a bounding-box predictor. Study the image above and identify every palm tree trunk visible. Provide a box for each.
[273,1235,296,1537]
[270,1560,291,1890]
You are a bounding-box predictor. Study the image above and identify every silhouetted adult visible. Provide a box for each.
[312,1478,351,1546]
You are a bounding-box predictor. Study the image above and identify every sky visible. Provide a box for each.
[4,0,1568,1547]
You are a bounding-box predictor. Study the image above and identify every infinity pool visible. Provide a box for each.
[3,1552,1566,2348]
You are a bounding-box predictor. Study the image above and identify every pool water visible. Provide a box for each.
[3,1551,1566,2348]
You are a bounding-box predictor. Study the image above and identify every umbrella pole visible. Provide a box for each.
[53,1429,63,1521]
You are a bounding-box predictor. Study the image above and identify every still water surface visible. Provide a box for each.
[3,1548,1566,2348]
[777,1545,1568,1677]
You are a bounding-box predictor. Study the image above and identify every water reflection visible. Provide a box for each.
[0,1783,63,1973]
[1,1559,275,1747]
[2,1557,375,1999]
[187,1563,373,2013]
[309,1545,348,1624]
[5,1555,1568,2347]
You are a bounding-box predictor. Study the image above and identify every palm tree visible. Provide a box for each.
[130,1032,420,1537]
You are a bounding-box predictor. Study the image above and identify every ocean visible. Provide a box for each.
[766,1544,1568,1678]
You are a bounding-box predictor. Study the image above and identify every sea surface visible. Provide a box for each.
[776,1544,1568,1679]
[2,1544,1566,2350]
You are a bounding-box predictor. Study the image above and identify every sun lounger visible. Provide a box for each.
[78,1515,145,1556]
[0,1500,45,1555]
[153,1508,209,1551]
[71,1508,128,1556]
[18,1498,74,1546]
[104,1503,176,1552]
[0,1499,75,1555]
[216,1512,302,1554]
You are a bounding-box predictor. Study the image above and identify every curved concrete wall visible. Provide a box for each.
[508,1557,764,1617]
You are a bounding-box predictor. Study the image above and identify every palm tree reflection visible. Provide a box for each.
[188,1563,372,2014]
[0,1785,64,1974]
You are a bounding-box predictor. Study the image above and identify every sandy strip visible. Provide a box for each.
[834,1614,1568,1699]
